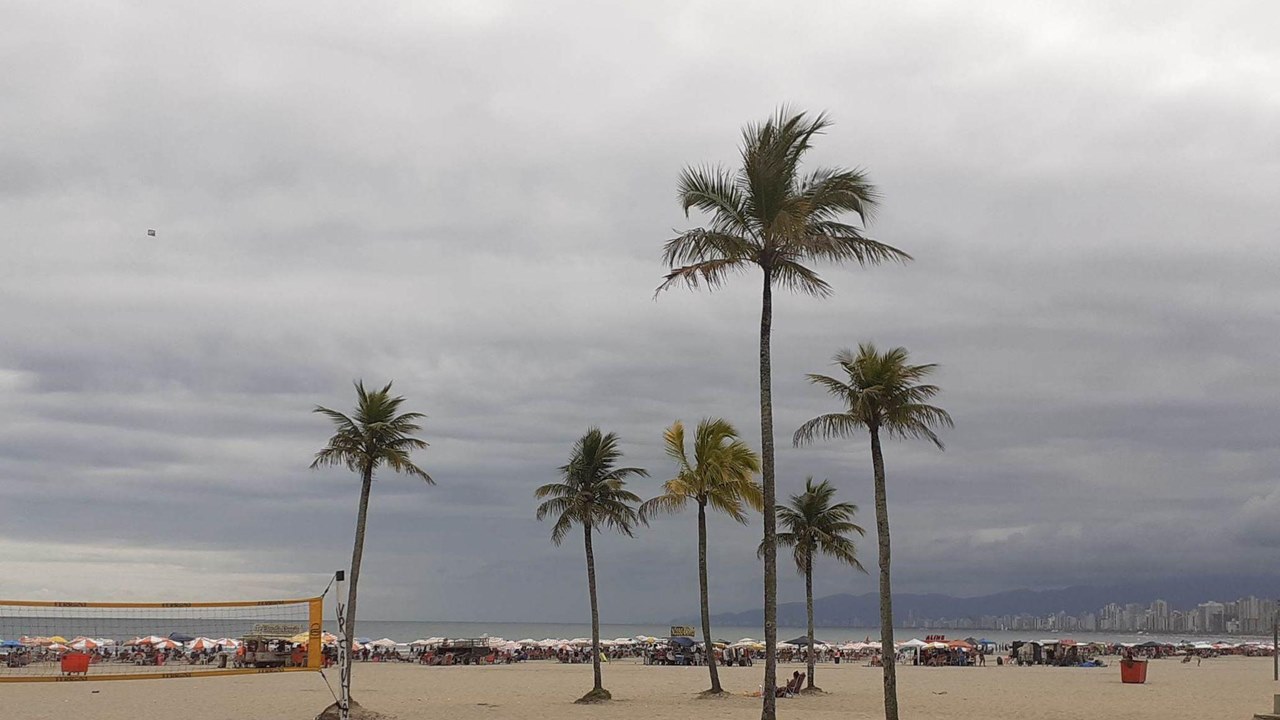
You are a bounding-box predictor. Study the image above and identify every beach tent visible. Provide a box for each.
[900,638,928,648]
[785,636,833,647]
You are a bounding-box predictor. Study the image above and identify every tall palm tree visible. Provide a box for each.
[659,107,909,720]
[793,345,951,720]
[310,380,433,701]
[535,428,646,703]
[639,418,763,694]
[772,477,866,691]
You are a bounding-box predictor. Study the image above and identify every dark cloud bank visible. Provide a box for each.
[2,1,1278,622]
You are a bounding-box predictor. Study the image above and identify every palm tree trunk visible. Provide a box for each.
[698,501,722,693]
[759,268,777,720]
[805,551,815,690]
[583,521,604,693]
[869,427,898,720]
[345,464,374,664]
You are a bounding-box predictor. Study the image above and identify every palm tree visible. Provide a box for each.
[659,107,909,720]
[535,428,646,703]
[772,477,866,691]
[310,380,433,702]
[793,345,952,720]
[639,418,763,694]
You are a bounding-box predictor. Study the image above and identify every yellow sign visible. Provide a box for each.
[670,626,696,637]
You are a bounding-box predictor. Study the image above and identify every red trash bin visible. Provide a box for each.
[61,652,91,676]
[1120,658,1147,684]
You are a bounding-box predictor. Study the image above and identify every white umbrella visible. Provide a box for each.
[370,638,398,648]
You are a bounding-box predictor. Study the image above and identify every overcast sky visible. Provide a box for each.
[3,1,1279,624]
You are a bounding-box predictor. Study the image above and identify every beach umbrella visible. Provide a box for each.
[189,638,223,652]
[515,639,537,646]
[48,643,69,652]
[370,638,398,648]
[168,633,195,643]
[354,637,373,645]
[70,638,99,651]
[151,639,180,649]
[48,636,69,644]
[668,636,696,648]
[1,640,22,648]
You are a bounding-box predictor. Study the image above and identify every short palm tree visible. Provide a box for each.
[640,418,762,694]
[772,477,865,691]
[310,381,433,706]
[536,428,646,703]
[794,345,951,720]
[659,107,908,720]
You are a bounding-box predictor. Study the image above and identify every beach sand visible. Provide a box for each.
[3,656,1273,719]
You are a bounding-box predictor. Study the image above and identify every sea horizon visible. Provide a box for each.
[336,619,1275,646]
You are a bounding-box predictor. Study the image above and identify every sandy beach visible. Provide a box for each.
[3,656,1274,720]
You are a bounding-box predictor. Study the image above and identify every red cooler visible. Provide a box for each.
[1119,658,1147,684]
[61,653,90,675]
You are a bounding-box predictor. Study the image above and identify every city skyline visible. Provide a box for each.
[906,594,1279,636]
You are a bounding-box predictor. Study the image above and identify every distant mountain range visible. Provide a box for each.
[673,575,1280,628]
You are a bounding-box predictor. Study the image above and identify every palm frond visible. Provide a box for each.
[310,381,433,482]
[792,412,863,446]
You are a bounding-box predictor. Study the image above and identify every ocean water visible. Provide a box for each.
[330,620,1210,647]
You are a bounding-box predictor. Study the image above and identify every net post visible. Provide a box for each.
[335,570,350,720]
[307,596,324,670]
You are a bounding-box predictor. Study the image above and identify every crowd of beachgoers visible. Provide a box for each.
[6,632,1276,673]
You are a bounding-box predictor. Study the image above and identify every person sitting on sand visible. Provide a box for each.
[776,671,805,697]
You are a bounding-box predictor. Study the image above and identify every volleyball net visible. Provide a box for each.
[0,594,329,683]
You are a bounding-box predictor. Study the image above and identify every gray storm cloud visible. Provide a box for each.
[2,0,1278,622]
